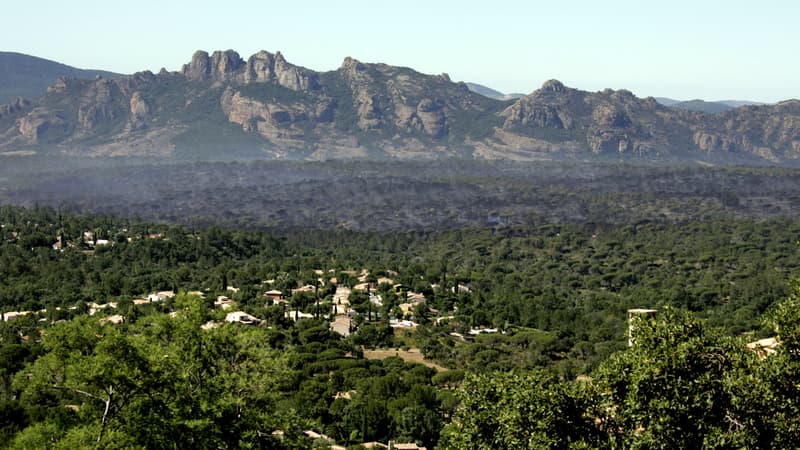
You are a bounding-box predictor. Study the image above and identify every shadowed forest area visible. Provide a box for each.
[1,158,800,231]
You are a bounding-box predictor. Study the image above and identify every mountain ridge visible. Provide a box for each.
[0,49,798,165]
[654,97,767,114]
[0,51,122,104]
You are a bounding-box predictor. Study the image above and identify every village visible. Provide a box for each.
[1,264,488,341]
[0,224,500,360]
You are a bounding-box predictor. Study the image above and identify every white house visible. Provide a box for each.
[225,311,260,325]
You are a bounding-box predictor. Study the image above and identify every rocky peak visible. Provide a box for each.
[272,51,319,91]
[334,57,384,131]
[340,57,366,74]
[773,99,800,114]
[540,79,566,93]
[131,70,156,83]
[210,50,244,81]
[244,51,276,83]
[183,50,245,82]
[183,50,211,80]
[499,80,579,130]
[180,49,318,91]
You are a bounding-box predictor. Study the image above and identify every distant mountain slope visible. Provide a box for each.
[0,52,122,104]
[0,49,797,165]
[669,99,735,114]
[465,82,525,101]
[719,100,766,108]
[655,97,766,114]
[654,97,680,106]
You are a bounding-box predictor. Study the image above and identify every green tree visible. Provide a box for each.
[439,370,598,449]
[744,282,800,447]
[593,308,751,449]
[13,316,151,445]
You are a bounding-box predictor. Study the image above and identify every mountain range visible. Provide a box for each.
[0,49,798,165]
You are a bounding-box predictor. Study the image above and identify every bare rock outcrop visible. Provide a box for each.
[182,50,244,83]
[592,105,630,128]
[501,103,572,129]
[586,104,654,154]
[586,130,654,155]
[46,77,69,94]
[129,92,150,121]
[416,98,447,137]
[0,98,31,118]
[17,108,67,143]
[338,57,384,131]
[241,51,319,91]
[221,87,316,139]
[126,91,151,131]
[540,79,567,93]
[244,51,276,83]
[183,50,212,80]
[354,90,381,131]
[182,49,319,92]
[77,78,122,133]
[693,131,736,152]
[210,50,244,81]
[394,99,447,137]
[273,52,318,91]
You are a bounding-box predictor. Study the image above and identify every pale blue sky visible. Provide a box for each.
[4,0,798,102]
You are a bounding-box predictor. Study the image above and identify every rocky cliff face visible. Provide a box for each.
[219,86,332,141]
[17,108,67,143]
[0,49,797,165]
[335,56,457,138]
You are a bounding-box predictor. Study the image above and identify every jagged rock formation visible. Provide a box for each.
[181,50,319,92]
[0,49,797,164]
